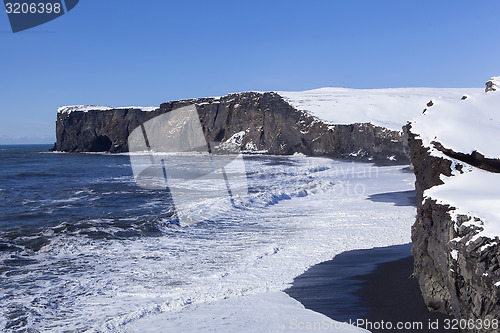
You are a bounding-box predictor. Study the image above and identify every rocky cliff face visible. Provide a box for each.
[406,80,500,332]
[53,92,408,162]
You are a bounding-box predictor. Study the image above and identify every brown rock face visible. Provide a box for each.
[405,124,500,333]
[52,92,409,162]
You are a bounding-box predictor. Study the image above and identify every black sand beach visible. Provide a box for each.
[285,243,460,332]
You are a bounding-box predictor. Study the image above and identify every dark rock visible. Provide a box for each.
[485,79,498,92]
[52,92,410,163]
[431,142,500,173]
[405,123,500,332]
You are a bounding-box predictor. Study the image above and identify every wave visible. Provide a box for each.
[0,154,416,332]
[236,178,335,209]
[11,171,58,178]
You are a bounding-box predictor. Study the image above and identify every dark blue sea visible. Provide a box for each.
[0,145,176,237]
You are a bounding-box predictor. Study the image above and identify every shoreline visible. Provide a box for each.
[285,243,460,332]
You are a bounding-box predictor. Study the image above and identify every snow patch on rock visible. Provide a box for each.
[58,105,158,114]
[485,76,500,92]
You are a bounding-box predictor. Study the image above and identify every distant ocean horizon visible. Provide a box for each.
[0,140,55,145]
[0,145,416,332]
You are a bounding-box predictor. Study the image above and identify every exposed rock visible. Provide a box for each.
[52,92,409,162]
[431,141,500,173]
[485,77,500,92]
[405,122,500,333]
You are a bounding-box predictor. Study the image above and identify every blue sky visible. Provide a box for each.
[1,0,500,143]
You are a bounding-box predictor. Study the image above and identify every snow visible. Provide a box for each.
[480,242,497,252]
[225,130,246,145]
[215,130,248,152]
[244,141,257,151]
[59,87,485,133]
[451,250,458,261]
[411,87,500,240]
[277,87,483,131]
[425,167,500,240]
[57,105,158,114]
[120,106,158,112]
[486,76,500,91]
[410,90,500,159]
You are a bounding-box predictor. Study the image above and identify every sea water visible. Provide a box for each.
[0,145,416,332]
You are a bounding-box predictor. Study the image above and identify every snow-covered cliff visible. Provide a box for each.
[53,87,482,164]
[406,77,500,332]
[53,91,409,161]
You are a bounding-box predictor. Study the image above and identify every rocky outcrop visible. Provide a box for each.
[406,123,500,332]
[485,76,500,92]
[52,92,409,162]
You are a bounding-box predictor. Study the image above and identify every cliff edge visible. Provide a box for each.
[52,91,408,162]
[406,77,500,332]
[52,87,482,162]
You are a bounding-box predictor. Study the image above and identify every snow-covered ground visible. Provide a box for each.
[57,105,159,114]
[409,79,500,240]
[277,87,483,131]
[426,167,500,240]
[410,87,500,159]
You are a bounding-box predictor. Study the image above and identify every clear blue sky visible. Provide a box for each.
[1,0,499,143]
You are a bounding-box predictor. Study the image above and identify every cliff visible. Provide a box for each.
[406,77,500,332]
[52,92,409,162]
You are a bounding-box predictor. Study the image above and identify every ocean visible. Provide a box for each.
[0,145,416,332]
